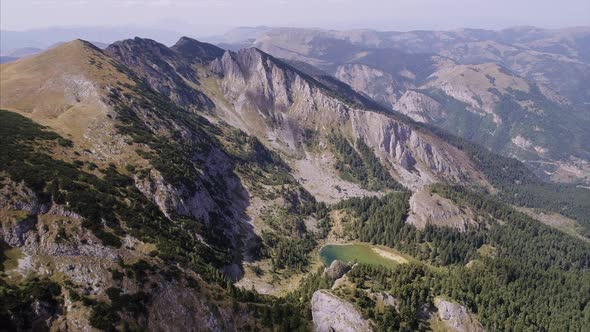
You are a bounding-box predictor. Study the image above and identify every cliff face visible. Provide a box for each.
[406,189,478,231]
[394,90,445,123]
[335,60,590,183]
[434,297,484,332]
[311,290,372,332]
[105,37,216,111]
[229,27,590,184]
[335,63,404,108]
[209,48,486,190]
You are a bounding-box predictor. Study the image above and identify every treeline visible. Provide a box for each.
[335,192,485,266]
[498,183,590,236]
[259,203,330,272]
[0,277,63,331]
[0,110,232,279]
[336,184,590,272]
[432,184,590,271]
[329,132,404,191]
[347,260,590,331]
[296,184,590,331]
[423,120,590,232]
[331,184,590,330]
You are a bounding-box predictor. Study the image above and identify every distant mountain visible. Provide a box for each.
[245,26,590,107]
[208,26,272,44]
[0,26,184,52]
[0,47,44,64]
[0,46,43,57]
[0,56,18,64]
[223,26,590,184]
[0,40,117,64]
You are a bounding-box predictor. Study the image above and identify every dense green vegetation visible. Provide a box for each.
[337,186,590,270]
[431,184,590,270]
[424,119,590,233]
[345,264,432,331]
[223,277,312,331]
[336,191,486,266]
[329,184,590,331]
[0,277,63,331]
[346,259,590,332]
[259,204,330,272]
[329,132,404,191]
[0,110,232,276]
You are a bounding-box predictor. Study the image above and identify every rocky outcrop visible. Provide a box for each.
[406,189,478,231]
[171,36,225,63]
[0,180,46,247]
[0,178,253,330]
[147,284,251,331]
[349,110,484,188]
[434,297,484,332]
[394,90,445,123]
[105,37,215,110]
[311,290,372,332]
[335,63,403,108]
[324,260,351,281]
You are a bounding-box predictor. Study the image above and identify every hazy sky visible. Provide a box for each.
[2,0,589,34]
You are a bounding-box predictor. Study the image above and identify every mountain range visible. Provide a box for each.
[1,28,590,331]
[221,26,590,184]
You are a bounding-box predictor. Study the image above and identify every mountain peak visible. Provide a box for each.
[0,37,134,135]
[37,38,103,59]
[1,38,113,80]
[107,37,176,59]
[170,36,224,63]
[105,36,215,110]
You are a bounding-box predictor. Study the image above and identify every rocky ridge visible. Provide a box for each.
[227,27,590,184]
